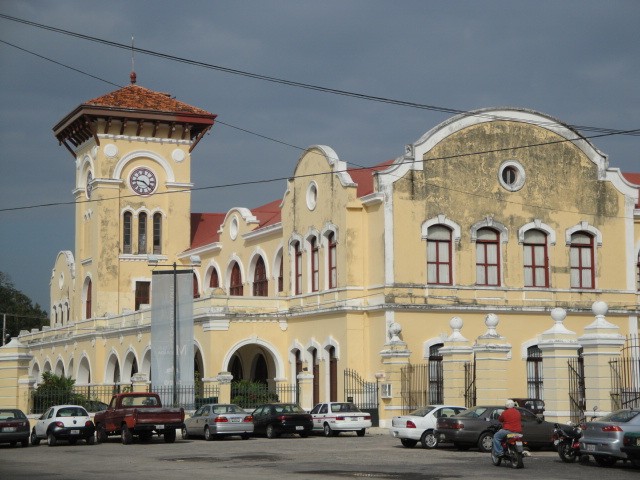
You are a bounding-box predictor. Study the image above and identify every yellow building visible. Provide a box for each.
[1,82,639,425]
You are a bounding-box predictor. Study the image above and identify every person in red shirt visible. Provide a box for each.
[493,399,522,456]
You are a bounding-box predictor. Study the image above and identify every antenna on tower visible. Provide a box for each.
[130,36,137,84]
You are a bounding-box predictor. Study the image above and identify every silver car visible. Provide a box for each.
[580,408,640,467]
[182,404,253,441]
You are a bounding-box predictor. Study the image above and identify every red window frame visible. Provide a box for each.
[523,230,549,288]
[328,232,337,289]
[253,256,268,296]
[85,279,92,320]
[310,237,319,292]
[230,262,243,296]
[476,228,500,286]
[570,233,594,289]
[427,227,452,285]
[294,242,302,295]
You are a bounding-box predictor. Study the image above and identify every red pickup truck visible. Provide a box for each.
[94,392,185,444]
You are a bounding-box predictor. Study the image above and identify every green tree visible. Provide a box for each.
[31,372,86,414]
[0,272,48,342]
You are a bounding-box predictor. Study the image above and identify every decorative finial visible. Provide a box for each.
[130,36,137,84]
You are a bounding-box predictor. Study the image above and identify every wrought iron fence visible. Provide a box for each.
[152,384,221,410]
[400,363,443,414]
[31,384,127,414]
[568,357,586,424]
[610,334,640,410]
[230,381,298,409]
[344,368,379,426]
[464,361,476,408]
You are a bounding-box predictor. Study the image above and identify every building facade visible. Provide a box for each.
[1,83,639,425]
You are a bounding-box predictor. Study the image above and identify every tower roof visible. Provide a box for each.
[53,84,216,157]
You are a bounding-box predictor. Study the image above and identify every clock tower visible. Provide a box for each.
[50,78,215,323]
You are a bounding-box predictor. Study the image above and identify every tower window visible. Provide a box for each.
[138,212,147,255]
[123,212,132,254]
[153,213,162,254]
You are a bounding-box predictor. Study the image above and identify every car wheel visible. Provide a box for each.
[164,428,176,443]
[96,425,107,444]
[204,426,212,441]
[47,431,57,447]
[121,424,132,445]
[593,455,617,467]
[401,438,418,448]
[477,432,493,453]
[241,434,250,440]
[30,430,40,446]
[357,429,366,437]
[181,427,189,440]
[86,434,95,445]
[266,424,277,439]
[323,423,333,438]
[420,430,438,449]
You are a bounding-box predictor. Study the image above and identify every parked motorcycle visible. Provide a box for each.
[489,424,526,469]
[552,423,583,463]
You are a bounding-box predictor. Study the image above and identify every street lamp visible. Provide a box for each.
[148,255,200,406]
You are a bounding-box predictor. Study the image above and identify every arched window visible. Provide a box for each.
[253,256,268,296]
[135,281,150,310]
[328,346,337,402]
[138,212,147,254]
[570,232,594,289]
[428,343,444,404]
[230,355,243,380]
[192,273,200,299]
[523,229,549,287]
[328,232,337,289]
[277,255,283,293]
[311,349,319,405]
[209,268,219,289]
[310,237,319,292]
[294,241,302,295]
[526,346,543,400]
[123,212,132,254]
[476,228,500,286]
[85,279,92,320]
[427,225,452,285]
[230,262,243,296]
[153,212,162,254]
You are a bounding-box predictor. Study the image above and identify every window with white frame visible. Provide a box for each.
[427,225,452,285]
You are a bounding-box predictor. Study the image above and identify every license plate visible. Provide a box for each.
[2,427,16,432]
[516,441,523,446]
[70,430,79,435]
[155,425,164,430]
[351,417,359,421]
[586,444,595,451]
[295,426,304,431]
[230,418,241,423]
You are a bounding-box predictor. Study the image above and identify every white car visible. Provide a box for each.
[310,402,372,437]
[31,405,95,446]
[391,405,466,448]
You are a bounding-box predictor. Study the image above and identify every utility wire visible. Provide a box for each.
[1,13,639,137]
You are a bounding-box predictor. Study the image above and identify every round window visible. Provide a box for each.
[306,182,318,211]
[230,216,239,240]
[498,161,525,192]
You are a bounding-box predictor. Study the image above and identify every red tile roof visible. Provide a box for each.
[85,84,213,116]
[251,199,282,229]
[190,213,225,249]
[622,172,640,208]
[347,159,395,197]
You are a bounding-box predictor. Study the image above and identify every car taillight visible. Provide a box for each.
[214,416,229,423]
[336,416,345,421]
[85,421,93,427]
[452,423,464,429]
[55,421,64,428]
[601,425,622,432]
[243,416,253,423]
[406,420,416,429]
[364,415,371,420]
[278,415,286,421]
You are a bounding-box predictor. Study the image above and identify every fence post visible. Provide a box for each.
[440,317,473,407]
[131,373,149,392]
[473,313,512,406]
[296,371,315,411]
[379,321,411,428]
[214,372,233,404]
[538,308,579,423]
[0,337,33,409]
[578,301,625,416]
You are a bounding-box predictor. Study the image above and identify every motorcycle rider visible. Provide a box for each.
[493,399,522,457]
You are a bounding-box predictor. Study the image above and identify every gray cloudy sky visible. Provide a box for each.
[0,1,638,311]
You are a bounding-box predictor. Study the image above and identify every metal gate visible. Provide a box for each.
[610,334,640,410]
[344,368,379,426]
[400,362,443,414]
[464,361,476,408]
[568,357,585,424]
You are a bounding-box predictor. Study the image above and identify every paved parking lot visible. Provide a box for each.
[1,428,638,480]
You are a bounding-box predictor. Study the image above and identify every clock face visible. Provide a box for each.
[129,167,157,195]
[86,172,93,199]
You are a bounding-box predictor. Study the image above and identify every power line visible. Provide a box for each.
[1,13,639,138]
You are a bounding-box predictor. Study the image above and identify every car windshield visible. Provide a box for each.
[274,404,304,413]
[57,407,88,417]
[330,403,361,413]
[409,406,436,416]
[0,409,25,420]
[599,409,640,423]
[458,407,489,418]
